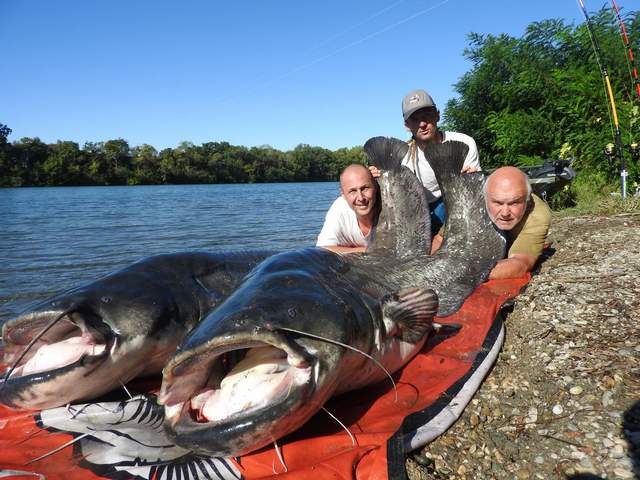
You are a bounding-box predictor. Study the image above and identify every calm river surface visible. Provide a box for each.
[0,182,340,323]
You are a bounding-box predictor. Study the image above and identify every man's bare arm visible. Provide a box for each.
[320,245,367,254]
[488,253,537,280]
[430,233,443,254]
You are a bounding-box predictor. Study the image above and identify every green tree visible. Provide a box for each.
[0,124,19,186]
[45,141,87,185]
[131,144,160,184]
[13,137,49,186]
[443,8,639,187]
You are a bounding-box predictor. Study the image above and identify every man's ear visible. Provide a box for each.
[404,122,412,133]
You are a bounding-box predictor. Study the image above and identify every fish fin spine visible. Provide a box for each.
[381,287,438,343]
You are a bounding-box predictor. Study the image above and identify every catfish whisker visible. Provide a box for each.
[322,406,356,447]
[276,326,398,402]
[12,426,49,447]
[273,439,288,473]
[25,432,91,465]
[120,382,133,399]
[1,309,75,388]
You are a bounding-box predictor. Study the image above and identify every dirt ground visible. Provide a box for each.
[406,213,640,480]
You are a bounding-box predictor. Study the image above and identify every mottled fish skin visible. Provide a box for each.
[366,139,506,316]
[158,138,505,457]
[365,136,431,258]
[0,250,274,410]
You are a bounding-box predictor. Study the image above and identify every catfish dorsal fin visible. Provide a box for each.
[381,287,438,343]
[364,137,409,172]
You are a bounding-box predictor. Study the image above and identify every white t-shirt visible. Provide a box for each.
[401,131,480,202]
[316,196,375,248]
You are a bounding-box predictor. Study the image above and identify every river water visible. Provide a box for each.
[0,183,340,322]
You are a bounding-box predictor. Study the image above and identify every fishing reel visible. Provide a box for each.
[604,143,616,166]
[630,143,639,163]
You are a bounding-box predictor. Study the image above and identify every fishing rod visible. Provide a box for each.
[610,0,640,101]
[577,0,628,198]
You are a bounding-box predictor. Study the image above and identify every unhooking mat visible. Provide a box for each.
[0,276,529,480]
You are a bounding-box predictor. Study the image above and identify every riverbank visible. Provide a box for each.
[407,212,640,479]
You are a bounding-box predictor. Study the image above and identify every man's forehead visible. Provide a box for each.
[341,167,372,185]
[408,107,437,119]
[487,187,527,201]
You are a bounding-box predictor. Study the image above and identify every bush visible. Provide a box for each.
[554,171,640,215]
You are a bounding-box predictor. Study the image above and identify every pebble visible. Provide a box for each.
[552,404,564,415]
[434,457,448,473]
[613,468,634,479]
[569,385,583,395]
[571,450,586,460]
[525,407,538,424]
[470,414,480,427]
[610,444,625,459]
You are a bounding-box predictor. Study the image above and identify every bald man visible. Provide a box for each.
[431,166,551,278]
[484,166,551,279]
[316,164,379,254]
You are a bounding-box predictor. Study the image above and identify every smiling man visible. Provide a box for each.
[484,166,551,279]
[316,164,379,254]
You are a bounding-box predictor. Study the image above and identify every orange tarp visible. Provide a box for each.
[0,276,529,480]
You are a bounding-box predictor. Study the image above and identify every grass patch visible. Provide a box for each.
[551,171,640,216]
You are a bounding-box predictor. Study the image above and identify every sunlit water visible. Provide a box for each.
[0,182,340,323]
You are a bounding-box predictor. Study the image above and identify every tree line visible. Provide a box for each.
[0,127,367,187]
[1,7,638,189]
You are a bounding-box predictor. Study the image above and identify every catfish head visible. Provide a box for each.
[0,265,195,410]
[158,249,367,457]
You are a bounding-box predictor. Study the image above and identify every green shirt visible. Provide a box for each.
[506,193,551,258]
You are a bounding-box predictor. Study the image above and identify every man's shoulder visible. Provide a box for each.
[529,193,552,222]
[507,194,551,258]
[328,195,350,211]
[326,195,355,218]
[509,195,550,240]
[443,131,476,145]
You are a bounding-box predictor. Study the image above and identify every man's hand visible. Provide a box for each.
[368,166,381,178]
[461,165,479,174]
[320,245,367,254]
[488,253,536,280]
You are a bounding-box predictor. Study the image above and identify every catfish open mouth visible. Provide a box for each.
[161,340,314,427]
[1,310,113,382]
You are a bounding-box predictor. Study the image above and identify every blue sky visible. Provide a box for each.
[2,0,595,152]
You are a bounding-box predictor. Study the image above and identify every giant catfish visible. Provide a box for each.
[0,251,273,409]
[158,138,506,456]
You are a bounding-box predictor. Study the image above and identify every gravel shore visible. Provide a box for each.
[407,213,640,480]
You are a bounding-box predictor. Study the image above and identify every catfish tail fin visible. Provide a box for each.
[364,137,410,172]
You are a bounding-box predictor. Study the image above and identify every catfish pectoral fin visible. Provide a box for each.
[381,287,438,343]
